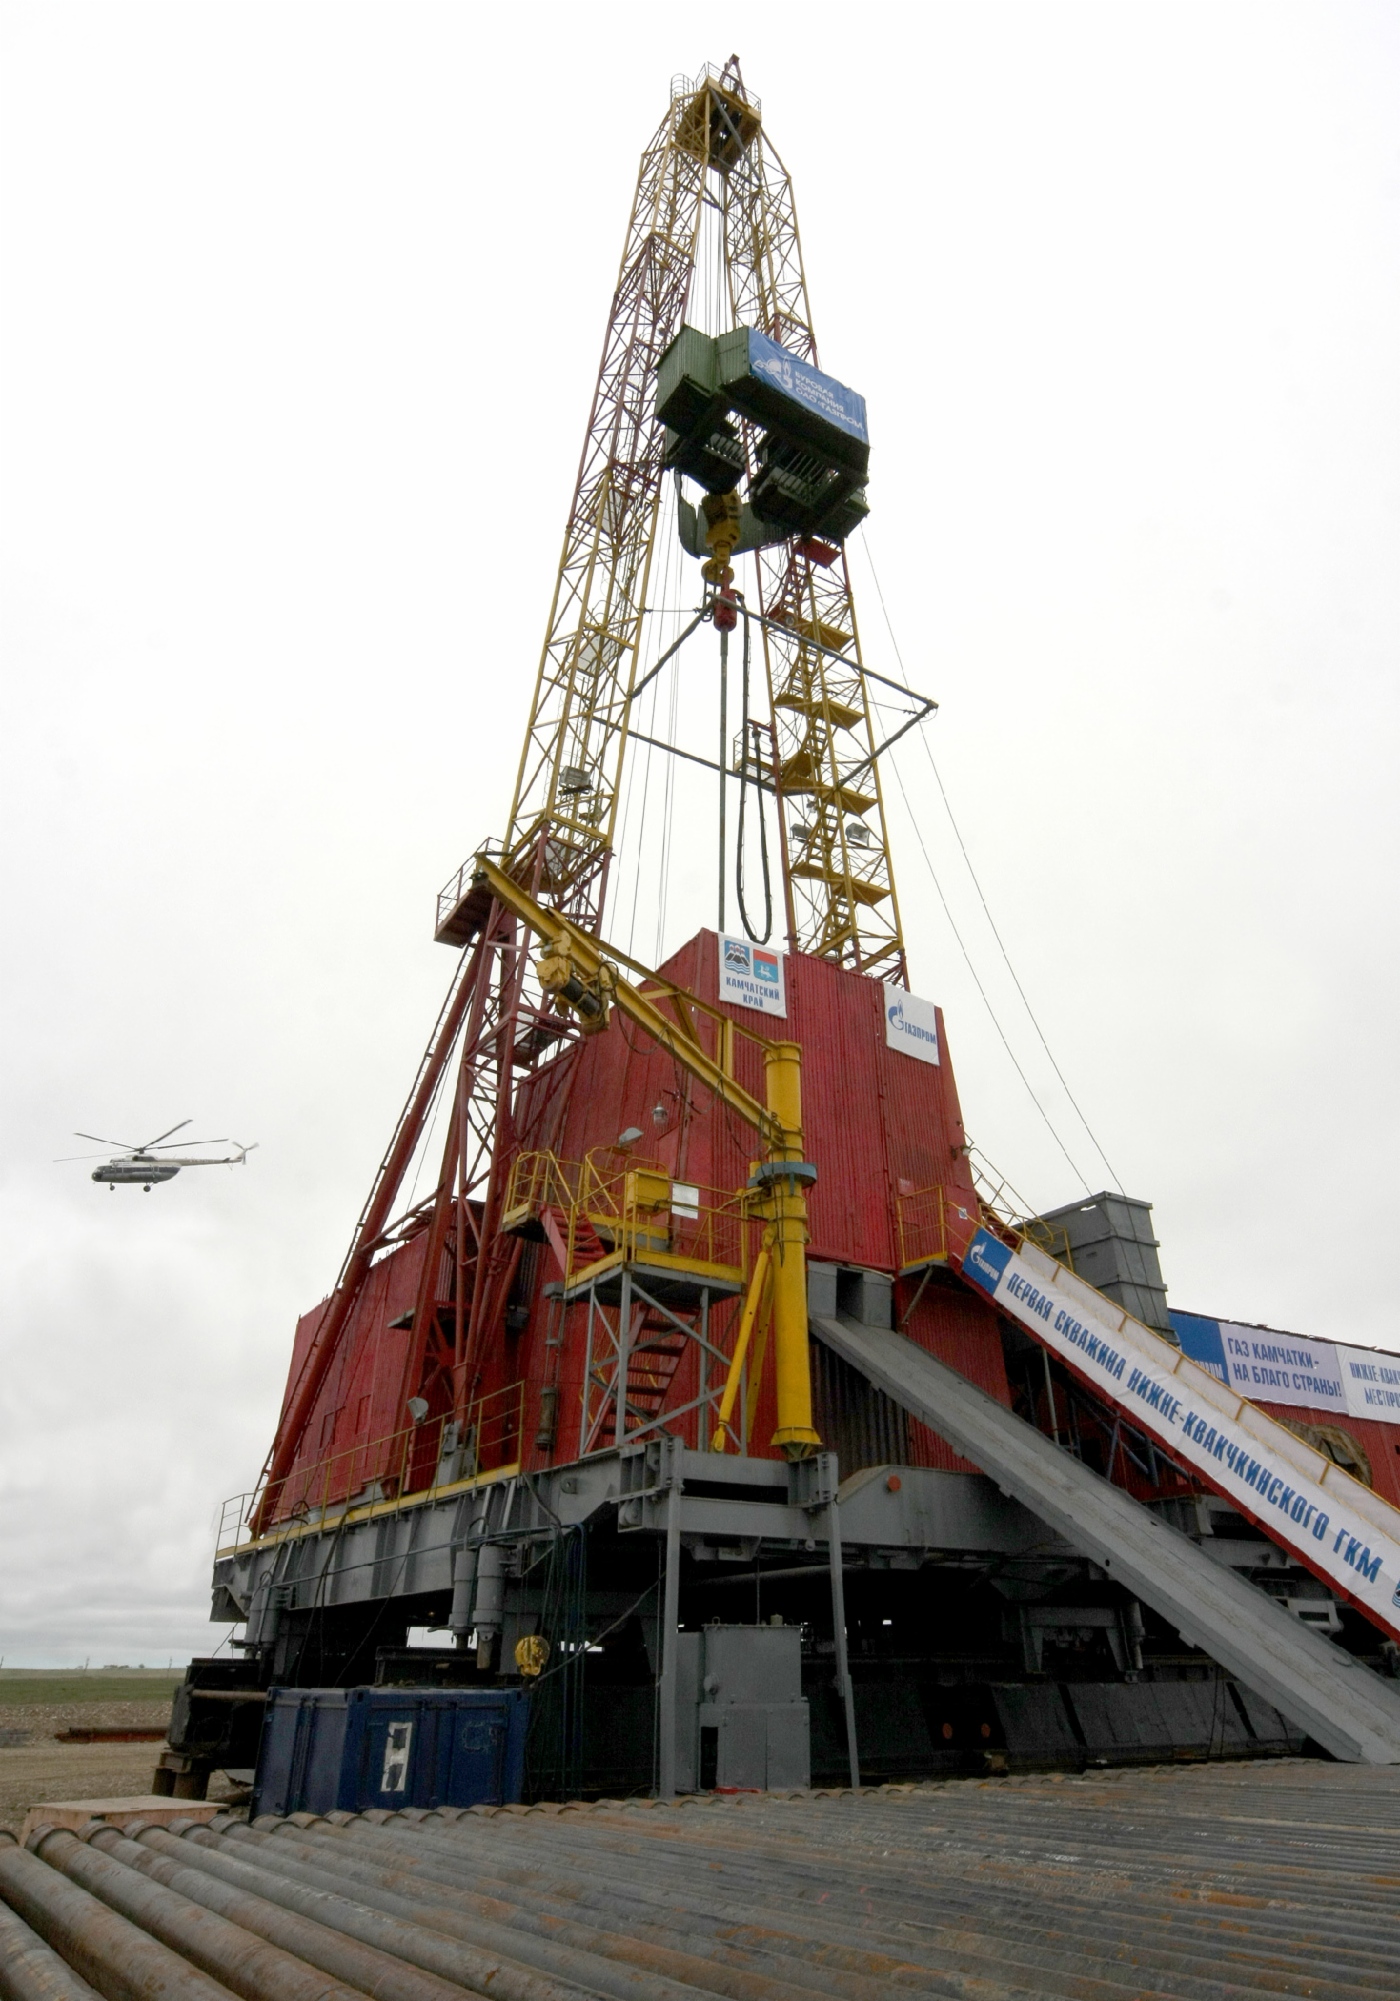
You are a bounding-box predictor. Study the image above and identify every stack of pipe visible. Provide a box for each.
[2,1758,1398,1999]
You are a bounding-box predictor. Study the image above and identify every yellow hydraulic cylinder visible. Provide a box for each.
[763,1040,821,1458]
[710,1243,772,1451]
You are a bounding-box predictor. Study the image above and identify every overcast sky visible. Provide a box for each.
[3,3,1397,1665]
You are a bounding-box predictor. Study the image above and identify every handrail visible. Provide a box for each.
[507,1147,750,1288]
[896,1183,948,1272]
[224,1379,525,1551]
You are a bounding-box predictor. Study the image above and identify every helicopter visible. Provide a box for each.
[57,1121,258,1191]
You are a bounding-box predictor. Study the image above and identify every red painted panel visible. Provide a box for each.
[1248,1400,1400,1511]
[264,931,1027,1486]
[266,1235,425,1521]
[503,932,1005,1466]
[514,932,984,1274]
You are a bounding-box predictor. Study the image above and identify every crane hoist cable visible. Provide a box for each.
[735,604,773,945]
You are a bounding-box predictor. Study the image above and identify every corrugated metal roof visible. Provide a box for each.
[5,1760,1398,1997]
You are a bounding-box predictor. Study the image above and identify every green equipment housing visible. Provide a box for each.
[656,323,871,542]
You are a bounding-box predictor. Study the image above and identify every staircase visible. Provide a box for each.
[617,1306,691,1437]
[538,1203,610,1283]
[526,1184,709,1447]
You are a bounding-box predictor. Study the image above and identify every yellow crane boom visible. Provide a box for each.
[470,853,819,1455]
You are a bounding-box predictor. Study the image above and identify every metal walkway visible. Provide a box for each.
[813,1312,1400,1763]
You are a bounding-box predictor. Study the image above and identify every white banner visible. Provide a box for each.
[884,986,941,1065]
[1219,1323,1349,1414]
[963,1229,1400,1639]
[718,934,786,1018]
[1339,1347,1400,1421]
[1173,1312,1400,1427]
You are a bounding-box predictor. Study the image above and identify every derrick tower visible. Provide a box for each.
[257,58,915,1520]
[502,57,903,965]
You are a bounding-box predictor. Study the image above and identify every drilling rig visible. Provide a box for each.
[174,61,1400,1802]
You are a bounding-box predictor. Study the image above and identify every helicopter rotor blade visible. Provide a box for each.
[141,1119,192,1150]
[55,1150,124,1162]
[74,1132,141,1151]
[148,1138,226,1151]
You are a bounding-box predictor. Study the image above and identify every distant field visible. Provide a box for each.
[0,1673,183,1709]
[0,1673,190,1831]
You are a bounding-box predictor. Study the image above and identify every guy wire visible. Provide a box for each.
[861,535,1124,1195]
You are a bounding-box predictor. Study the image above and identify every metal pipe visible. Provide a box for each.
[338,1792,1396,1993]
[34,1826,356,2001]
[448,1541,478,1638]
[381,1825,893,2001]
[140,1822,603,2001]
[825,1494,861,1789]
[86,1825,455,2001]
[0,1830,231,2001]
[625,730,776,797]
[656,1480,682,1801]
[321,1815,908,1991]
[208,1821,713,2001]
[221,1817,817,2001]
[471,1543,504,1670]
[358,1815,1001,2001]
[710,1245,771,1451]
[623,609,706,708]
[340,1824,864,1944]
[0,1851,102,2001]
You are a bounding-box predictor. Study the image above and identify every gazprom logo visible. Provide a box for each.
[887,1001,938,1047]
[964,1229,1011,1297]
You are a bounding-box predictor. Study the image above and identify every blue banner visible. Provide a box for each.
[963,1228,1011,1298]
[1169,1311,1228,1384]
[747,330,868,445]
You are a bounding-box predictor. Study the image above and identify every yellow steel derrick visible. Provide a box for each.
[720,122,906,976]
[502,72,744,924]
[500,58,906,977]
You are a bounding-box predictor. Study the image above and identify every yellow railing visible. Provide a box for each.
[218,1379,525,1553]
[1018,1214,1076,1269]
[505,1148,749,1288]
[501,1146,576,1224]
[896,1183,950,1272]
[896,1176,1077,1278]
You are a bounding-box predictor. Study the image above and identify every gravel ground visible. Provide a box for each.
[0,1697,174,1746]
[0,1677,240,1834]
[0,1741,173,1834]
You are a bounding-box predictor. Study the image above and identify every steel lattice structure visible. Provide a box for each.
[722,110,906,976]
[503,71,730,926]
[258,60,909,1508]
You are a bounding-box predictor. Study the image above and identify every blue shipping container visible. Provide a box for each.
[251,1685,530,1819]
